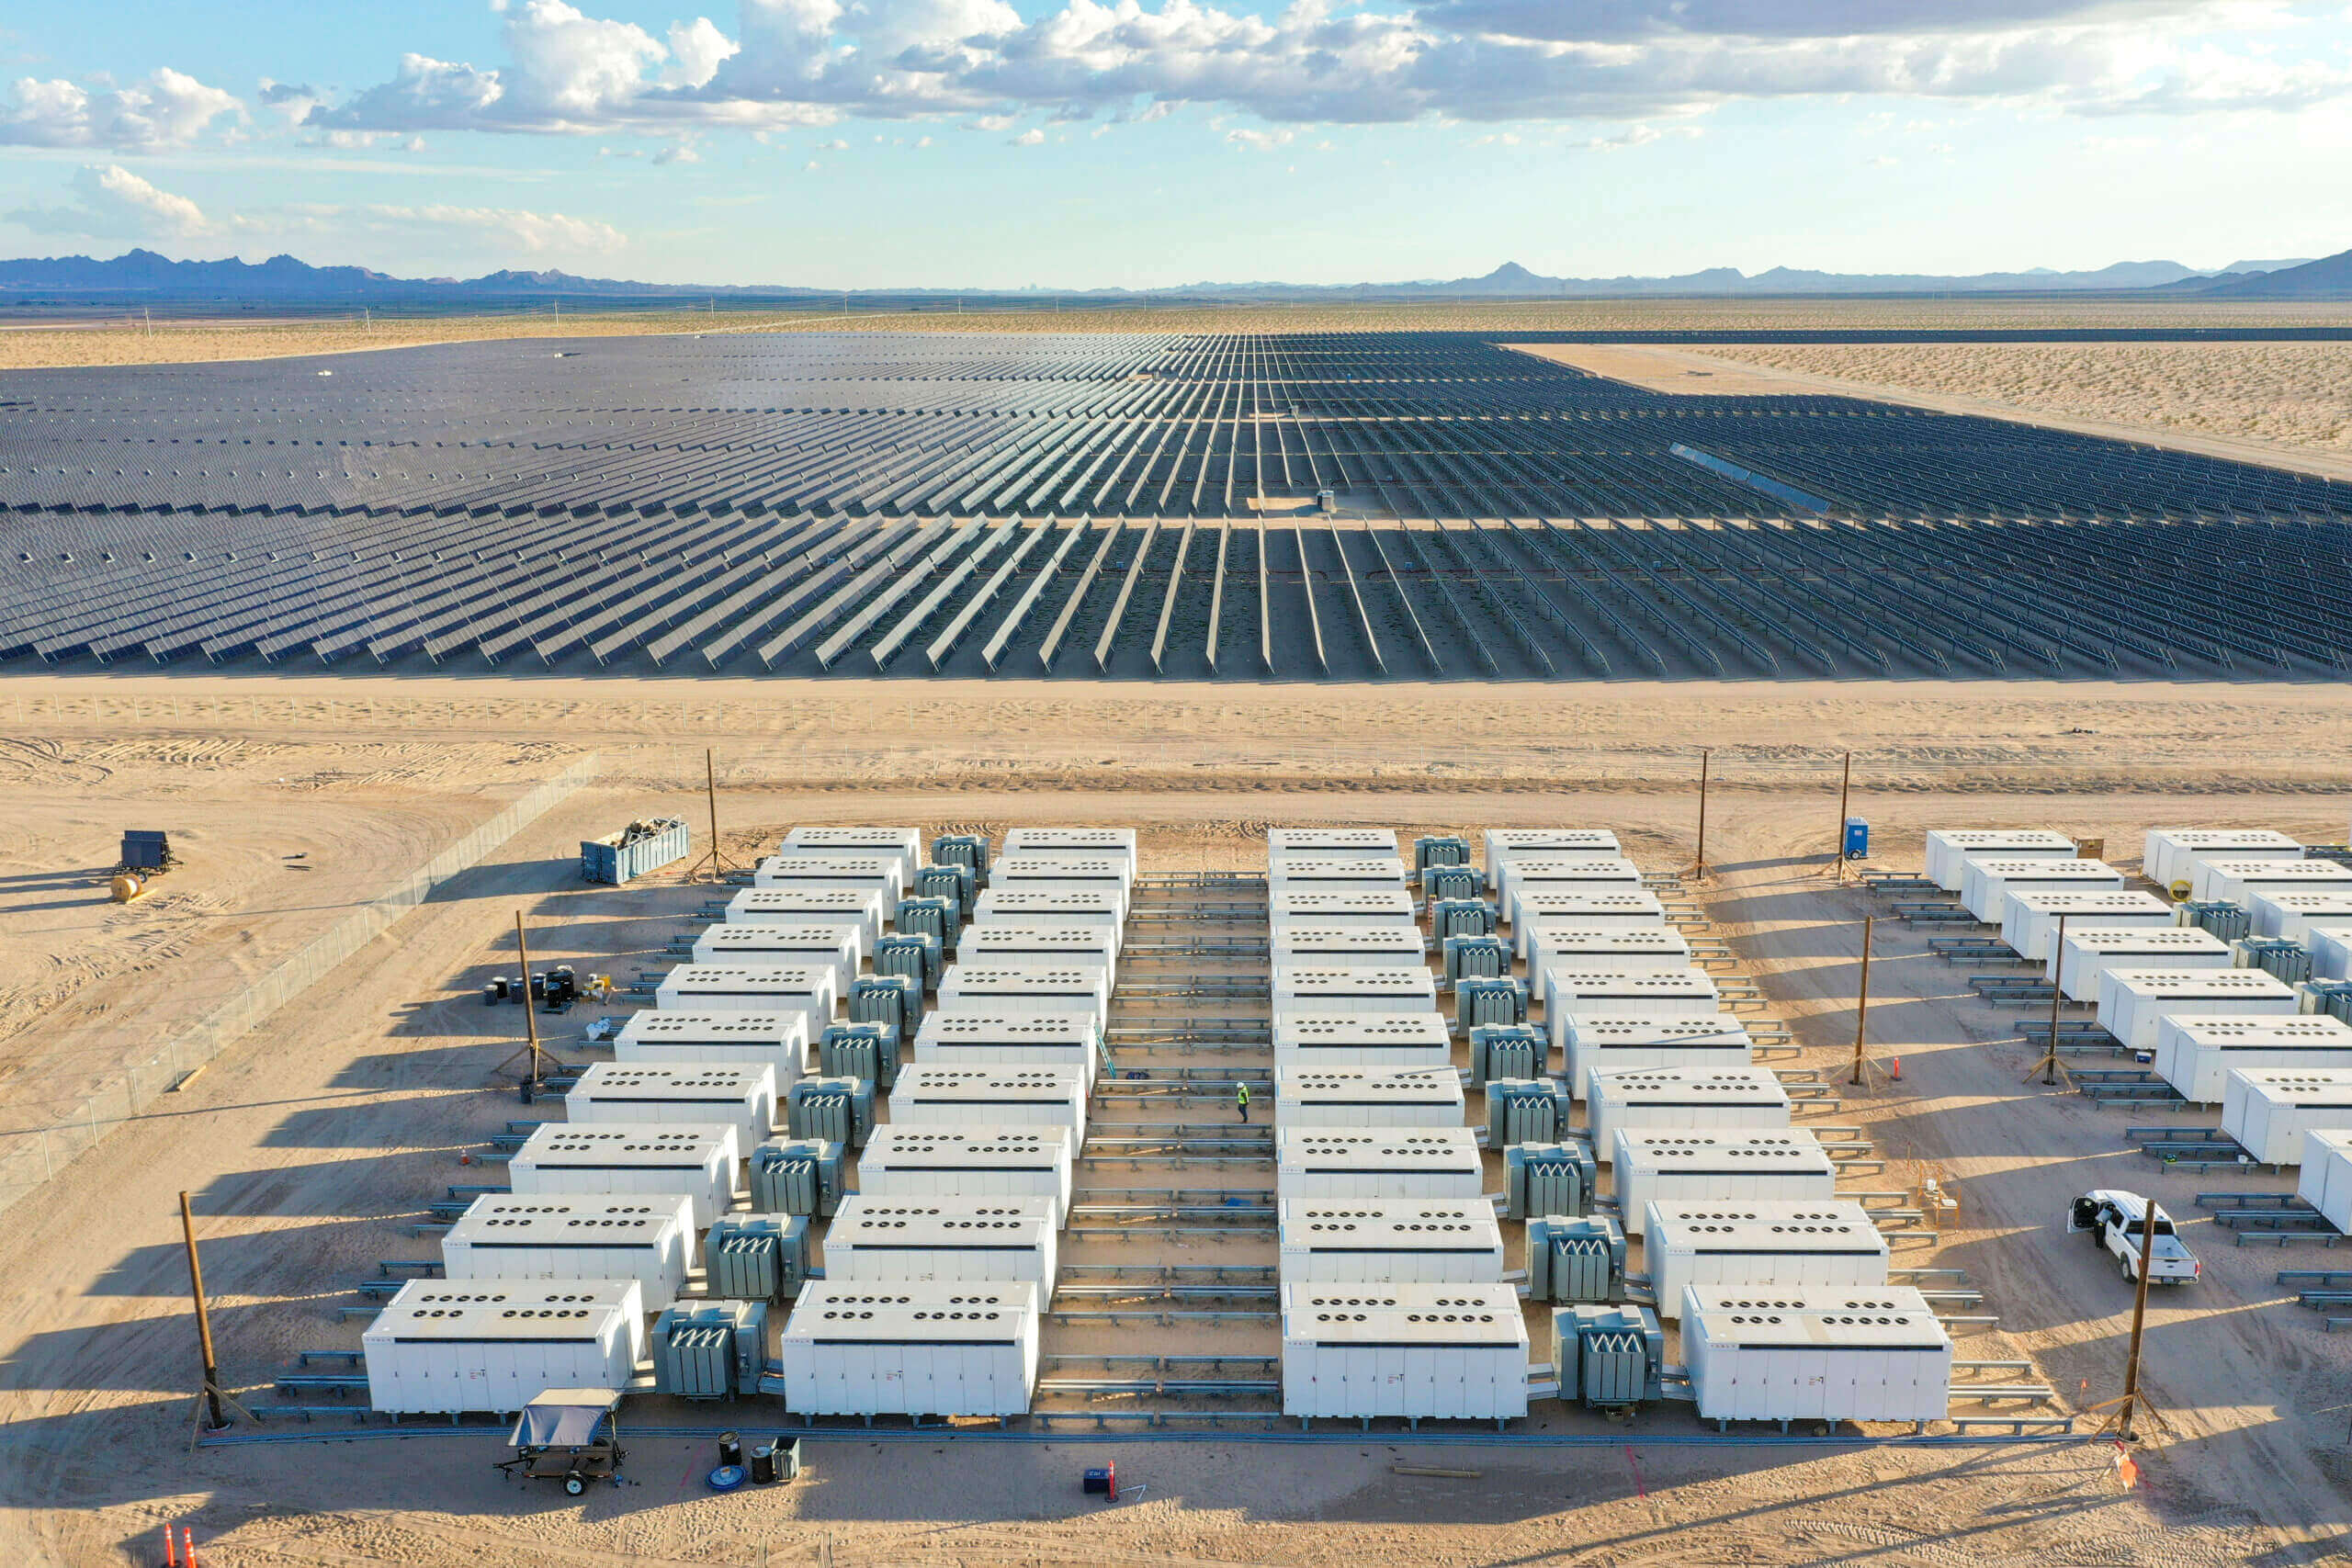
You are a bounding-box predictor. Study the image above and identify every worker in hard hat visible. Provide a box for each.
[1236,1081,1251,1123]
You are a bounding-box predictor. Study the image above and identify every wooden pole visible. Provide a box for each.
[1693,748,1712,881]
[179,1191,226,1430]
[2042,913,2069,1086]
[1828,751,1852,877]
[2119,1194,2160,1441]
[1849,915,1873,1087]
[705,748,722,876]
[516,912,543,1087]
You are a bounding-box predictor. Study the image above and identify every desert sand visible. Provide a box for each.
[1,674,2350,1564]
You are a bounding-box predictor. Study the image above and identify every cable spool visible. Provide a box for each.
[110,874,144,903]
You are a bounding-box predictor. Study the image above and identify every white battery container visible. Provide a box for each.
[780,827,922,887]
[911,1010,1101,1088]
[2154,1014,2352,1103]
[2253,891,2352,947]
[690,924,860,996]
[1273,1066,1467,1128]
[936,964,1111,1030]
[888,1064,1089,1134]
[1273,1012,1455,1071]
[1273,964,1440,1018]
[855,1125,1076,1226]
[1485,830,1622,894]
[1961,858,2123,924]
[2296,1130,2352,1232]
[567,1061,778,1144]
[1276,1200,1505,1283]
[751,853,907,906]
[439,1194,693,1308]
[1684,1286,1952,1424]
[1274,1128,1485,1201]
[971,886,1126,938]
[1611,1129,1836,1218]
[1645,1201,1889,1319]
[653,964,836,1041]
[1269,887,1419,928]
[507,1122,740,1228]
[722,885,887,954]
[819,1195,1059,1285]
[364,1279,644,1416]
[1280,1283,1528,1420]
[1000,827,1136,869]
[2054,927,2230,1002]
[2221,1069,2352,1166]
[1924,829,2075,892]
[1546,970,1720,1058]
[956,924,1118,988]
[1527,926,1693,983]
[2097,968,2300,1055]
[1270,924,1428,968]
[614,1010,808,1084]
[1501,858,1645,924]
[1587,1068,1792,1153]
[1268,827,1399,862]
[2001,888,2173,968]
[1510,891,1668,957]
[2145,829,2303,889]
[1268,856,1411,890]
[778,1281,1039,1417]
[1561,1015,1755,1099]
[2192,858,2352,915]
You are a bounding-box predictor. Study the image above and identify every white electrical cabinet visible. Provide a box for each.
[1273,1012,1456,1071]
[1684,1287,1953,1424]
[1270,924,1429,969]
[1645,1201,1889,1319]
[1611,1130,1836,1218]
[2097,968,2300,1055]
[689,924,861,996]
[1268,856,1411,891]
[1960,858,2123,924]
[990,853,1136,908]
[781,827,923,887]
[507,1122,740,1229]
[956,924,1118,988]
[1924,829,2075,892]
[2144,828,2303,889]
[2315,925,2352,983]
[1510,891,1668,956]
[1000,828,1137,871]
[364,1279,644,1416]
[2192,858,2352,915]
[936,964,1111,1030]
[2154,1014,2352,1103]
[1276,1200,1505,1282]
[1273,965,1441,1018]
[1280,1283,1528,1420]
[820,1195,1059,1285]
[440,1195,693,1308]
[567,1061,778,1145]
[2297,1130,2352,1233]
[1485,830,1622,895]
[778,1281,1040,1417]
[1268,888,1419,928]
[971,886,1126,938]
[1501,859,1645,925]
[654,964,837,1041]
[1543,970,1719,1042]
[751,853,907,906]
[1275,1128,1485,1201]
[1274,1066,1467,1128]
[1527,927,1693,984]
[1560,1015,1755,1099]
[856,1125,1076,1226]
[722,886,887,954]
[2252,891,2352,947]
[1268,828,1400,862]
[2000,888,2173,967]
[2221,1069,2352,1166]
[614,1010,808,1084]
[1586,1068,1792,1153]
[911,1010,1101,1088]
[888,1064,1089,1134]
[2054,927,2230,1002]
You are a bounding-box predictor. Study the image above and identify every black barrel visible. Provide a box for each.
[749,1443,776,1483]
[481,984,499,1007]
[718,1431,743,1470]
[492,976,511,1000]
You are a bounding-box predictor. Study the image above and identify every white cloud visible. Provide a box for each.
[0,67,241,150]
[651,141,702,162]
[9,163,213,238]
[1011,125,1045,143]
[1227,127,1294,150]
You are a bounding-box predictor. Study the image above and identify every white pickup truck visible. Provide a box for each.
[2067,1190,2199,1285]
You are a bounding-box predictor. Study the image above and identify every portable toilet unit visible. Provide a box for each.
[1269,887,1419,928]
[1961,858,2124,924]
[1413,835,1474,874]
[1274,1012,1454,1071]
[1275,1128,1485,1202]
[1000,827,1137,872]
[690,924,860,997]
[2145,828,2304,889]
[704,1213,812,1302]
[2055,927,2231,1003]
[1485,829,1622,895]
[2222,1069,2352,1166]
[1486,1078,1575,1146]
[820,1195,1059,1286]
[1442,935,1511,990]
[1467,1023,1547,1086]
[989,854,1134,915]
[749,1137,848,1218]
[650,1299,767,1400]
[1510,891,1668,957]
[912,1010,1101,1088]
[2193,858,2352,914]
[778,1280,1041,1418]
[1546,970,1720,1052]
[751,852,907,906]
[439,1194,693,1309]
[890,1064,1089,1134]
[786,1075,876,1146]
[1528,927,1694,983]
[1503,859,1645,926]
[1267,855,1410,892]
[2097,968,2300,1055]
[1505,1142,1600,1219]
[2001,888,2174,969]
[1924,829,2076,893]
[1525,1214,1626,1303]
[937,964,1111,1031]
[1430,897,1499,942]
[1552,1303,1667,1409]
[817,1021,902,1089]
[1587,1067,1792,1153]
[1455,976,1531,1036]
[1274,965,1439,1019]
[2297,1130,2352,1232]
[1271,923,1427,970]
[857,1125,1076,1226]
[1274,1066,1465,1128]
[568,1062,777,1145]
[507,1122,740,1229]
[1269,827,1400,862]
[1279,1283,1529,1421]
[654,964,837,1042]
[363,1280,643,1416]
[971,885,1125,938]
[1683,1287,1953,1426]
[781,826,922,887]
[2154,1014,2352,1103]
[614,1010,808,1085]
[722,885,887,954]
[1645,1201,1888,1319]
[1611,1130,1837,1219]
[2252,890,2352,946]
[849,974,922,1040]
[933,832,990,883]
[957,923,1119,987]
[1277,1200,1504,1283]
[1560,1015,1755,1100]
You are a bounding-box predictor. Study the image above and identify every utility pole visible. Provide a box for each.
[691,747,740,883]
[2118,1195,2159,1441]
[1826,751,1852,878]
[2041,913,2069,1086]
[179,1191,227,1431]
[1693,748,1712,881]
[1849,915,1873,1086]
[516,912,544,1087]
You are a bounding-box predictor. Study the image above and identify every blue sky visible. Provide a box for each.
[3,1,2349,288]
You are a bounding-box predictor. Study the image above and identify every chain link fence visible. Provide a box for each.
[0,754,600,1218]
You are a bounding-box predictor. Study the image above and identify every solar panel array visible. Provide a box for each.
[4,330,2348,680]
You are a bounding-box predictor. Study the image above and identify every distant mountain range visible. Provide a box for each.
[1,245,2346,302]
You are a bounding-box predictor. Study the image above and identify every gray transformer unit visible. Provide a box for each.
[750,1137,848,1217]
[1457,976,1530,1036]
[820,1021,903,1089]
[651,1300,768,1399]
[851,974,922,1039]
[1527,1214,1626,1303]
[704,1214,812,1302]
[896,895,960,951]
[1423,865,1482,903]
[915,863,977,918]
[2177,900,2254,942]
[2239,937,2313,986]
[1413,836,1473,874]
[787,1077,876,1146]
[1551,1303,1666,1409]
[1442,935,1511,992]
[1506,1141,1599,1219]
[876,931,944,989]
[1468,1024,1547,1087]
[1431,898,1498,942]
[1487,1077,1575,1146]
[932,833,990,883]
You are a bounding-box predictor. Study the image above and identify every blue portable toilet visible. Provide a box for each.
[1842,818,1870,860]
